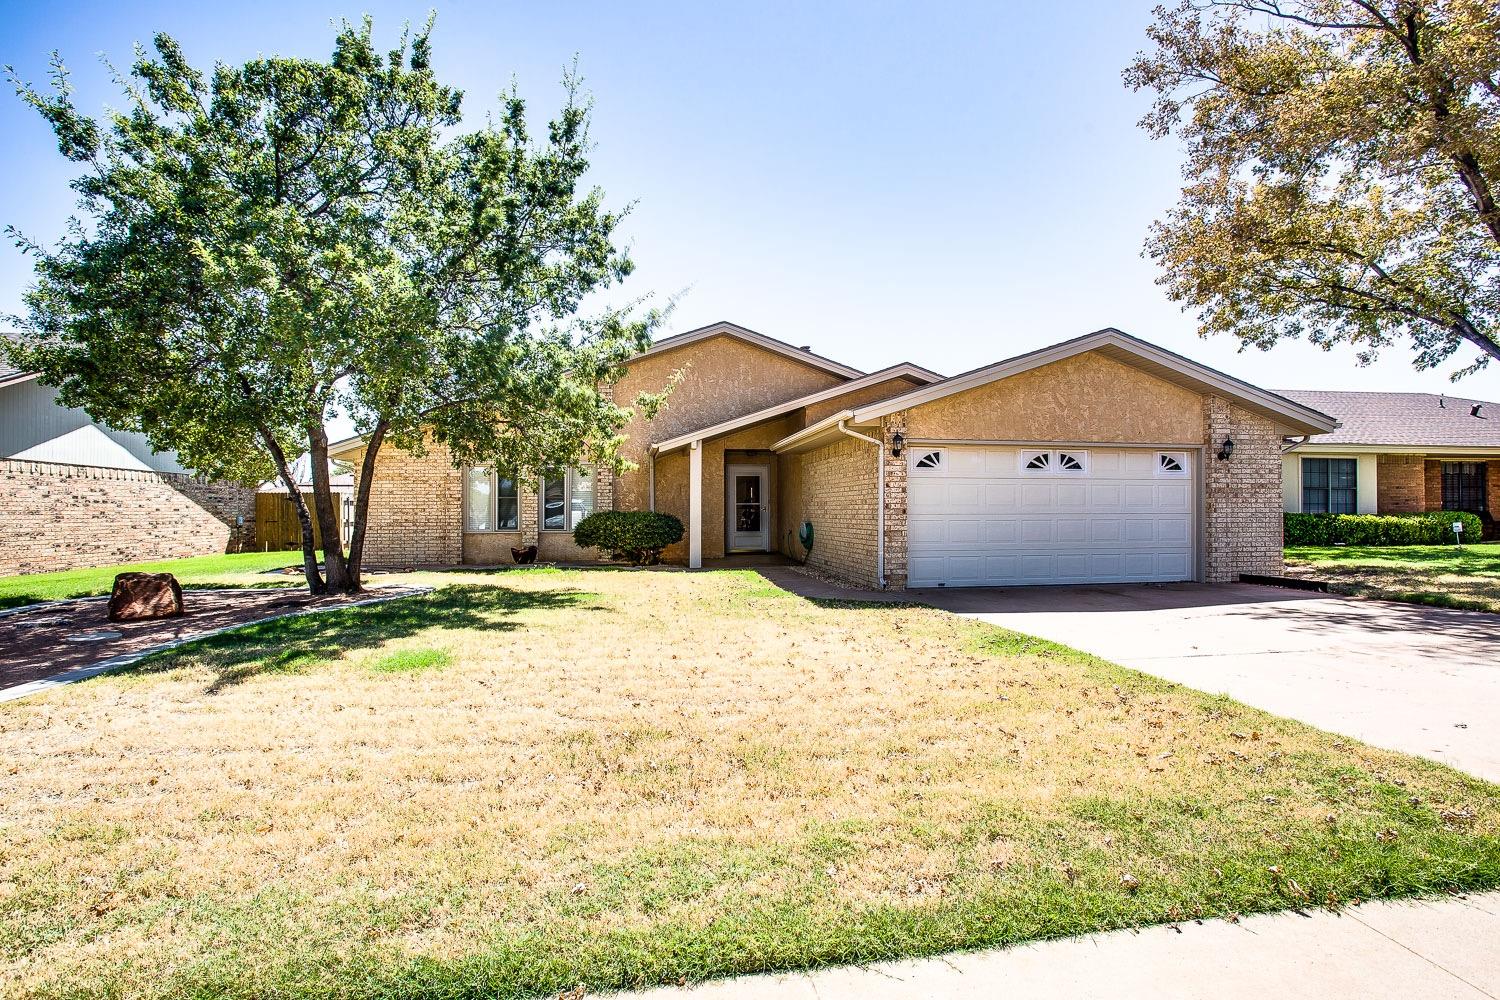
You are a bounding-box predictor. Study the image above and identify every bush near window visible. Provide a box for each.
[573,511,685,565]
[1284,511,1483,547]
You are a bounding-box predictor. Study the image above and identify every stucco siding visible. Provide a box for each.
[903,352,1203,444]
[799,375,926,427]
[613,334,848,511]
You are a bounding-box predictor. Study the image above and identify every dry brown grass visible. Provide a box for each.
[1,568,1497,998]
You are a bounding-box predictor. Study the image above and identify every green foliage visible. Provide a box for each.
[1284,511,1483,546]
[3,20,666,594]
[573,510,684,565]
[1126,1,1500,376]
[369,648,451,673]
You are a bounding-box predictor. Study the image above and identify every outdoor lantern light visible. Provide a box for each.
[891,432,905,457]
[1217,436,1235,461]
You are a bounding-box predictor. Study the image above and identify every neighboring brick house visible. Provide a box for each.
[333,321,1343,590]
[0,344,256,575]
[1277,390,1500,536]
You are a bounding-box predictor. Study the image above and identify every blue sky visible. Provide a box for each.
[2,0,1495,402]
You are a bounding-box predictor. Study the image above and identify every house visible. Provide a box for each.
[333,321,1344,589]
[0,337,256,576]
[1277,391,1500,534]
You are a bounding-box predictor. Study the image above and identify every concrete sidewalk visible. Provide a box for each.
[622,892,1500,999]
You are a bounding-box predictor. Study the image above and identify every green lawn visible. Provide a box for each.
[1,568,1496,999]
[0,551,317,610]
[1285,542,1500,613]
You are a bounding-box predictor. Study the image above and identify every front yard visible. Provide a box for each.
[0,551,315,610]
[1285,542,1500,614]
[2,568,1498,998]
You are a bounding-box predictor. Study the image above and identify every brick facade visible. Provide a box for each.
[1376,454,1426,513]
[1424,460,1443,510]
[784,436,880,586]
[358,441,463,567]
[0,459,255,576]
[881,412,909,589]
[1201,395,1284,582]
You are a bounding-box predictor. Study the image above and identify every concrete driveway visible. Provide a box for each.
[912,582,1500,782]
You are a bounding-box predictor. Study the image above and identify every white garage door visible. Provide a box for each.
[907,445,1195,588]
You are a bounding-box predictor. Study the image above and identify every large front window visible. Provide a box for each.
[465,468,519,531]
[1302,457,1357,514]
[1441,462,1487,512]
[541,469,596,531]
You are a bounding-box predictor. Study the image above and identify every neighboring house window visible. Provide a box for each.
[1441,462,1487,512]
[465,468,519,532]
[1302,457,1357,513]
[541,469,596,531]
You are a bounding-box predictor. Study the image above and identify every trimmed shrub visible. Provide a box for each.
[1284,511,1483,547]
[573,510,685,565]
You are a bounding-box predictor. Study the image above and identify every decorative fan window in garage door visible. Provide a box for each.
[1156,452,1189,477]
[911,449,944,472]
[1019,450,1088,475]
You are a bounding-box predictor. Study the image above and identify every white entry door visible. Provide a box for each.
[727,465,770,551]
[906,445,1195,588]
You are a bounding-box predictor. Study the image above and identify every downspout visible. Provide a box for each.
[837,420,886,589]
[648,448,657,511]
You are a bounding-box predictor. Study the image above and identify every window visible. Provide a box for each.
[1302,457,1357,514]
[1057,451,1087,473]
[1156,452,1188,477]
[1020,449,1088,475]
[465,468,519,532]
[912,450,943,472]
[541,469,596,531]
[1441,462,1487,512]
[541,474,566,531]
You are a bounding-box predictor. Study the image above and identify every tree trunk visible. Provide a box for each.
[261,428,325,594]
[345,420,388,584]
[307,422,359,595]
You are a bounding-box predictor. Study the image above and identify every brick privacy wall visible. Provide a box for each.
[358,442,463,566]
[1202,396,1284,582]
[0,459,255,576]
[881,412,909,589]
[1376,454,1426,513]
[794,436,880,587]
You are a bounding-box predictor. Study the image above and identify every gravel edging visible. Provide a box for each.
[0,586,433,704]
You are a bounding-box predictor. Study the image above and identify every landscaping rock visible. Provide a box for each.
[107,572,185,622]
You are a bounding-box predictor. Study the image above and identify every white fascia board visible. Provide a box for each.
[1287,442,1500,456]
[0,372,41,390]
[651,364,939,456]
[848,329,1340,435]
[770,409,857,454]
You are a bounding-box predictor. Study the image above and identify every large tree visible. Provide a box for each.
[5,20,663,594]
[1125,1,1500,377]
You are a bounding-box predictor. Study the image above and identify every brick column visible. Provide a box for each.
[1202,395,1283,582]
[882,411,909,590]
[520,485,540,545]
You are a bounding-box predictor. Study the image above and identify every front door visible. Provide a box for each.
[727,465,770,551]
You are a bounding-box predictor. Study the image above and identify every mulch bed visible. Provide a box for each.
[0,587,423,693]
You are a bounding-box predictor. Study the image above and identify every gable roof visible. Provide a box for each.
[773,328,1339,453]
[1277,389,1500,449]
[0,332,38,389]
[651,363,942,455]
[636,321,867,380]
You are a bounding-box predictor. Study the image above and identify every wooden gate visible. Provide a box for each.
[255,492,342,551]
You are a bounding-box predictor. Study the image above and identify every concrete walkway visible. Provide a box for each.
[622,892,1500,1000]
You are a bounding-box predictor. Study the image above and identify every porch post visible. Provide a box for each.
[689,440,703,568]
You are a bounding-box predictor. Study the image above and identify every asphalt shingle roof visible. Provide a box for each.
[1277,389,1500,448]
[0,332,29,383]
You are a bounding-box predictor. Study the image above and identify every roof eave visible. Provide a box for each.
[632,320,865,380]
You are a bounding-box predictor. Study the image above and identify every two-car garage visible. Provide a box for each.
[905,445,1196,588]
